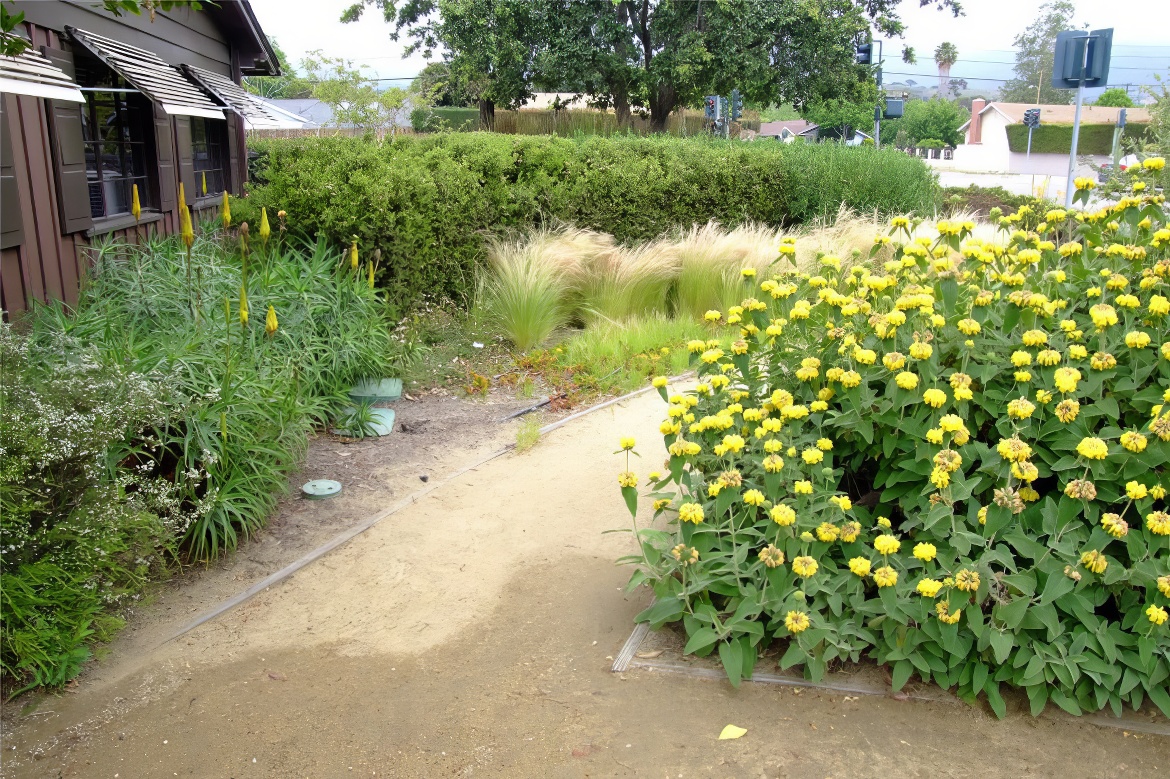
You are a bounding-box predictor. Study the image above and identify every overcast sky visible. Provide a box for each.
[249,0,1170,89]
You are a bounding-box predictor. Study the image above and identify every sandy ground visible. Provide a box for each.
[3,388,1170,778]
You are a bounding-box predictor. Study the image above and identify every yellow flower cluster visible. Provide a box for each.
[622,187,1170,697]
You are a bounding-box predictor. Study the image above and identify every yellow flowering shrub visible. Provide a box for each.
[620,161,1170,718]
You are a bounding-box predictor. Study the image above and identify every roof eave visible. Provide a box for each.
[208,0,280,77]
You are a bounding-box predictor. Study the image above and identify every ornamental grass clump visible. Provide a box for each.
[478,229,578,351]
[571,240,680,323]
[673,221,784,319]
[618,160,1170,718]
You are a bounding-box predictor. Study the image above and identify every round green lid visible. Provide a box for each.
[301,479,342,499]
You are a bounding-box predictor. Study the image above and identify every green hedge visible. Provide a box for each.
[1005,122,1150,155]
[236,134,937,306]
[421,107,481,132]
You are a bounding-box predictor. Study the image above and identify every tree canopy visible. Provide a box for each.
[341,0,964,132]
[804,96,876,140]
[301,52,415,134]
[1094,87,1135,108]
[899,97,967,146]
[998,0,1077,105]
[410,61,477,107]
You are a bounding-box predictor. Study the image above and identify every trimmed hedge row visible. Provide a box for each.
[235,134,937,306]
[1005,122,1150,155]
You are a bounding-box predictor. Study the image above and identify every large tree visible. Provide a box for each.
[900,97,967,146]
[342,0,544,129]
[934,42,957,97]
[301,52,414,134]
[1094,87,1135,108]
[343,0,963,133]
[410,61,477,107]
[998,0,1077,105]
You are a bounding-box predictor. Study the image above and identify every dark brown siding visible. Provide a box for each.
[2,11,250,316]
[13,0,233,76]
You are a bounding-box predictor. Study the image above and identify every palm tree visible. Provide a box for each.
[934,42,959,97]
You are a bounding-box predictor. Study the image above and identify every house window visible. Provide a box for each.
[74,52,155,220]
[191,117,228,197]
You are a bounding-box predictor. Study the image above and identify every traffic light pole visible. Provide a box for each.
[1027,125,1035,197]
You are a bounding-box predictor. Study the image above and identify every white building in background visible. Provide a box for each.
[950,100,1149,176]
[520,92,590,110]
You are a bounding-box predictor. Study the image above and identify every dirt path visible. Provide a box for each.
[3,389,1169,778]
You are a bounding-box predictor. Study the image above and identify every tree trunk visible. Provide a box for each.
[648,85,677,134]
[611,2,633,131]
[479,98,496,131]
[613,90,632,131]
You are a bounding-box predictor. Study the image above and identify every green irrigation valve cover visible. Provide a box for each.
[330,407,396,437]
[302,479,342,499]
[348,378,403,403]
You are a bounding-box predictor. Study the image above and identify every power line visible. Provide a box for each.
[882,70,1159,88]
[904,58,1165,71]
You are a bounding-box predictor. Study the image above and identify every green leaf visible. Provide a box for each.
[1147,685,1170,719]
[971,661,988,694]
[634,597,684,628]
[984,679,1007,719]
[683,627,720,655]
[624,568,648,593]
[1026,684,1048,717]
[891,658,914,692]
[779,641,806,670]
[1049,689,1082,716]
[983,504,1013,539]
[621,485,638,518]
[989,630,1014,665]
[1039,572,1075,605]
[719,638,744,688]
[995,596,1030,630]
[1138,636,1155,672]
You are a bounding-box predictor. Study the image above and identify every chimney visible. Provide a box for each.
[968,98,986,144]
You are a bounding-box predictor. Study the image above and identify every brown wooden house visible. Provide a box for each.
[0,0,278,315]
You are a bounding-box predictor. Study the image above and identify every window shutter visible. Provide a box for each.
[45,99,93,234]
[225,110,242,194]
[154,104,176,212]
[41,46,92,234]
[39,46,76,79]
[174,116,195,203]
[1,96,24,249]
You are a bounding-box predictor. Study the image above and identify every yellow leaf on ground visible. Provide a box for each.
[718,724,747,740]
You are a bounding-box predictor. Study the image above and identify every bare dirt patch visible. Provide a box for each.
[3,388,1169,778]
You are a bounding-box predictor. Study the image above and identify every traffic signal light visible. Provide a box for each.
[1023,108,1041,129]
[855,42,873,65]
[705,96,717,119]
[730,89,743,120]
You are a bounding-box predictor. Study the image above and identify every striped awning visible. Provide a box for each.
[66,26,224,119]
[0,48,84,103]
[182,65,305,129]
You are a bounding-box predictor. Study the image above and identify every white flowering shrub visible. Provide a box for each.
[621,158,1170,718]
[0,325,183,691]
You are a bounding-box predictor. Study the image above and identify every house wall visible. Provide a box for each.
[1,11,247,316]
[14,0,233,76]
[950,111,1109,177]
